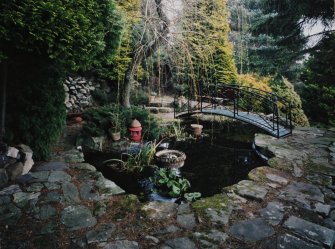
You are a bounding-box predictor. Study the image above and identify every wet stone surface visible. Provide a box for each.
[228,218,275,242]
[48,171,72,183]
[0,203,22,225]
[86,223,116,244]
[276,233,324,249]
[163,237,197,249]
[234,180,268,201]
[61,205,97,231]
[34,162,68,171]
[142,201,178,220]
[259,201,285,225]
[80,182,100,201]
[102,240,139,249]
[284,216,335,248]
[0,184,21,195]
[205,206,233,225]
[0,126,335,249]
[194,229,228,246]
[39,204,56,220]
[62,182,80,204]
[279,182,324,209]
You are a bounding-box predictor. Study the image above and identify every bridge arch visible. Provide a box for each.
[174,84,293,138]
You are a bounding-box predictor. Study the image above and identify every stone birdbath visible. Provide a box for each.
[155,150,186,169]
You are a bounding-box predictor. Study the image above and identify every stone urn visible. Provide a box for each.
[155,150,186,169]
[190,124,203,137]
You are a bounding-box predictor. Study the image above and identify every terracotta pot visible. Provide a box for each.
[190,124,203,136]
[74,116,83,123]
[111,132,121,141]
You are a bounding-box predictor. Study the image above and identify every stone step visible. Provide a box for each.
[145,107,174,114]
[284,216,335,248]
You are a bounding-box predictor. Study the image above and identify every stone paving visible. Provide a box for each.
[0,126,335,248]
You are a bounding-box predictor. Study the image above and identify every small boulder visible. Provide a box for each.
[6,162,24,181]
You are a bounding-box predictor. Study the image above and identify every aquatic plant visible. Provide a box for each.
[151,168,201,200]
[103,141,159,172]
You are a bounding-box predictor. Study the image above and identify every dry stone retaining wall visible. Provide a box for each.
[64,76,102,113]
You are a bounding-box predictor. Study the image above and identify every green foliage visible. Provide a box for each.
[0,0,125,159]
[0,0,124,70]
[229,0,334,79]
[96,0,141,81]
[270,76,309,127]
[92,89,111,106]
[104,142,157,172]
[173,0,237,92]
[211,44,238,84]
[130,87,149,106]
[150,168,201,200]
[236,73,272,112]
[159,121,187,141]
[151,168,190,198]
[83,105,125,137]
[301,34,335,125]
[184,192,202,202]
[83,105,160,140]
[237,73,271,92]
[5,60,66,160]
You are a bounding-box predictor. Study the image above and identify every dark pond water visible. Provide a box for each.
[85,135,265,200]
[171,138,264,197]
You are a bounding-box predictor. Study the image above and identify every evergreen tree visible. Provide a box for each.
[176,0,237,90]
[301,33,335,125]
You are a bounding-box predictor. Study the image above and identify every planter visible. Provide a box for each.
[111,132,121,141]
[74,116,83,123]
[155,150,186,169]
[190,124,203,137]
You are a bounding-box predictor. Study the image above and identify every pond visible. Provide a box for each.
[171,138,264,197]
[84,121,266,201]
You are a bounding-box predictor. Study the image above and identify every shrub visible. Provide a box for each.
[82,105,160,140]
[5,61,66,160]
[237,73,272,92]
[130,88,149,106]
[236,73,272,113]
[270,76,309,126]
[302,84,335,126]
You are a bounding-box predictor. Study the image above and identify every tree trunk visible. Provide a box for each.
[122,57,141,107]
[122,0,169,107]
[0,62,7,142]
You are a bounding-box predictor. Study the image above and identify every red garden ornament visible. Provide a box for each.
[129,119,142,142]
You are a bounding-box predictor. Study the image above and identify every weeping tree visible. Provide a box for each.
[121,0,238,106]
[122,0,169,107]
[170,0,237,90]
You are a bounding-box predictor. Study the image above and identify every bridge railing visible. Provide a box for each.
[174,84,293,138]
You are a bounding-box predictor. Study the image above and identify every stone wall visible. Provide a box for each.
[64,76,102,113]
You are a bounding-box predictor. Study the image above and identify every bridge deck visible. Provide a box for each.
[176,108,291,138]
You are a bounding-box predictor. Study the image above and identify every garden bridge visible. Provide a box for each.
[174,84,293,138]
